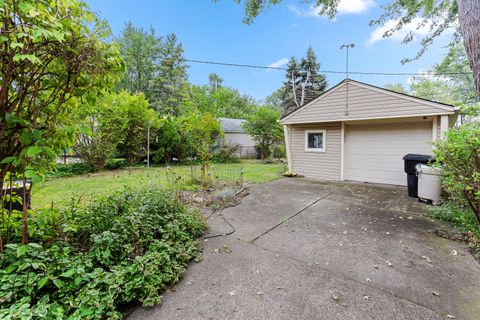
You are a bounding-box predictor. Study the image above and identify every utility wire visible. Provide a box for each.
[181,58,471,77]
[129,51,472,77]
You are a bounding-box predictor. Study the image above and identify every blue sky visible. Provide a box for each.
[85,0,453,102]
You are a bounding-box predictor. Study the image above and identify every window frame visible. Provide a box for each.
[304,129,327,153]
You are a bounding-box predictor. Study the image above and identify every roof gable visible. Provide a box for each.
[280,79,456,125]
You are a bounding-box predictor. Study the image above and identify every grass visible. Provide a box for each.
[32,160,285,208]
[428,202,480,239]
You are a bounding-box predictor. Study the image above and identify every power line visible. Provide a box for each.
[130,51,472,77]
[182,58,471,77]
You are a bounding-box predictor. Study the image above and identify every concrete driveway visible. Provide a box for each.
[129,179,480,320]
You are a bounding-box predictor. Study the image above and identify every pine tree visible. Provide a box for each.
[281,57,301,113]
[280,47,327,115]
[116,22,162,99]
[300,46,326,104]
[150,34,189,115]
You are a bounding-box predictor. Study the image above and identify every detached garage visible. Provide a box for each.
[281,79,459,186]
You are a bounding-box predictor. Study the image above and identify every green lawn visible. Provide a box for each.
[32,161,285,208]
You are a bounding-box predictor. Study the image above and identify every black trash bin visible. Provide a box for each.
[402,154,433,198]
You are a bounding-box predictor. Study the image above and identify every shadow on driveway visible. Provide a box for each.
[129,178,480,320]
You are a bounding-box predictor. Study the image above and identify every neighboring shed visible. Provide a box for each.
[219,118,256,158]
[280,79,459,186]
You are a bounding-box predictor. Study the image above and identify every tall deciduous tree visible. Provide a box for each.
[74,93,129,171]
[116,22,161,99]
[184,83,259,118]
[242,107,283,159]
[229,0,480,95]
[150,34,189,115]
[0,0,121,248]
[117,92,159,165]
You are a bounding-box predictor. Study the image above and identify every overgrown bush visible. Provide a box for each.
[104,158,128,170]
[433,123,480,229]
[212,142,241,163]
[272,144,286,159]
[0,187,206,319]
[255,144,272,159]
[47,163,95,179]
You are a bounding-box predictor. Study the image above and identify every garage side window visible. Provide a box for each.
[305,130,326,152]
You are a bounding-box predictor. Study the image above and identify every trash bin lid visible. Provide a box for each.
[416,164,443,175]
[402,154,433,161]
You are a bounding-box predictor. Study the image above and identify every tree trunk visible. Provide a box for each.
[22,175,28,245]
[457,0,480,95]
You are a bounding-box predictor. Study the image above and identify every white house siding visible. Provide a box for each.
[281,81,454,125]
[290,122,342,180]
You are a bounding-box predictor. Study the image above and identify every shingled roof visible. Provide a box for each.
[219,118,246,133]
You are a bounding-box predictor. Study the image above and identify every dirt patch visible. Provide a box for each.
[178,185,249,212]
[435,228,480,261]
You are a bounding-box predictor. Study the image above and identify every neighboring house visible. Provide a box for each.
[280,79,459,186]
[219,118,256,158]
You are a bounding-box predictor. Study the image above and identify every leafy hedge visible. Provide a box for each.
[0,187,206,319]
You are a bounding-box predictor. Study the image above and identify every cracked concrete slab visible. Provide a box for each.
[129,178,480,320]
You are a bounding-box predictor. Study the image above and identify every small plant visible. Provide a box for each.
[213,187,236,204]
[428,202,480,239]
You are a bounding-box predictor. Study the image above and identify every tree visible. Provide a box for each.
[264,88,285,112]
[384,84,408,94]
[116,22,162,99]
[117,92,159,165]
[243,107,283,159]
[280,48,327,114]
[153,117,180,163]
[150,34,189,115]
[208,73,224,90]
[0,0,121,248]
[230,0,480,96]
[385,43,479,122]
[179,113,223,183]
[73,93,128,171]
[184,84,259,118]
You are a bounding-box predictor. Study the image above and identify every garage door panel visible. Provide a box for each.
[344,122,432,186]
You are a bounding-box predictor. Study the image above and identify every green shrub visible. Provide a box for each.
[433,123,480,229]
[212,142,241,163]
[104,158,128,170]
[272,144,286,159]
[47,162,94,179]
[0,187,206,319]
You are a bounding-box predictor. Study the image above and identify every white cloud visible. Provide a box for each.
[266,58,288,72]
[337,0,375,14]
[288,0,374,18]
[367,18,432,46]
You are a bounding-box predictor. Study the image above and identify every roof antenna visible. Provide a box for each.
[340,43,355,79]
[340,43,355,116]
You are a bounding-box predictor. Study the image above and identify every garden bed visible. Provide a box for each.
[0,187,206,319]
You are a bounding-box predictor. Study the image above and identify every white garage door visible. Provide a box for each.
[344,122,432,186]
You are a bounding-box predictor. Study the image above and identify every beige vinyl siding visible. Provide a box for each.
[290,122,341,180]
[283,81,453,124]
